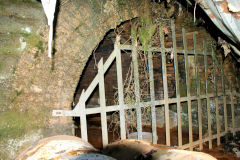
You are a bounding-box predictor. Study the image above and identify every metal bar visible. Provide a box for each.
[193,33,203,150]
[53,49,118,117]
[79,90,88,141]
[160,24,170,146]
[182,28,193,150]
[83,91,231,114]
[223,95,228,133]
[132,40,142,140]
[115,43,126,140]
[98,58,108,147]
[230,92,235,134]
[212,49,220,145]
[221,61,228,134]
[211,55,232,91]
[171,20,182,148]
[85,50,117,102]
[181,132,226,149]
[148,51,157,144]
[203,40,212,149]
[119,45,212,56]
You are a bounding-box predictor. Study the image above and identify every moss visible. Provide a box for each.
[36,40,44,53]
[0,107,49,158]
[10,89,23,104]
[0,109,42,140]
[10,0,37,4]
[24,33,45,54]
[20,32,31,37]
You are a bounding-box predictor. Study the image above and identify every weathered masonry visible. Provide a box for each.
[53,20,240,150]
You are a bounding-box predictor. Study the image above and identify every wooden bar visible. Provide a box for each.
[148,51,157,144]
[212,49,220,145]
[160,24,170,146]
[98,58,108,147]
[203,41,212,149]
[182,28,193,150]
[115,43,126,140]
[132,40,143,140]
[193,33,203,150]
[171,20,182,148]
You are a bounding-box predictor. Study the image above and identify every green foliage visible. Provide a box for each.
[131,24,138,44]
[130,16,156,53]
[138,17,156,53]
[119,0,126,5]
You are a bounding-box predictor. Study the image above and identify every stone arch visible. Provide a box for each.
[11,0,148,150]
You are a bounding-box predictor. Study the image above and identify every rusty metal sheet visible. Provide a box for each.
[16,135,116,160]
[152,149,217,160]
[199,0,240,56]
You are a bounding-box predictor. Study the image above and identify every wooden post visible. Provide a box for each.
[160,24,170,146]
[182,28,193,150]
[132,40,142,140]
[171,20,182,148]
[148,51,157,144]
[203,41,212,149]
[98,58,108,147]
[194,33,203,150]
[115,42,126,140]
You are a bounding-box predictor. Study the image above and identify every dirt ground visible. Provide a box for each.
[202,143,240,160]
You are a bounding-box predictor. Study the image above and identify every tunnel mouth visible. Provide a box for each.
[70,1,240,151]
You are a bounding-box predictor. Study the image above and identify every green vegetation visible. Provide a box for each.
[131,16,156,53]
[0,109,42,140]
[25,34,44,51]
[138,17,156,53]
[10,89,23,103]
[119,0,126,5]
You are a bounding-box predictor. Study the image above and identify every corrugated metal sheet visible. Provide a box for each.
[199,0,240,56]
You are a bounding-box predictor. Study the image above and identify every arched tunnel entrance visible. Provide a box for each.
[68,14,240,150]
